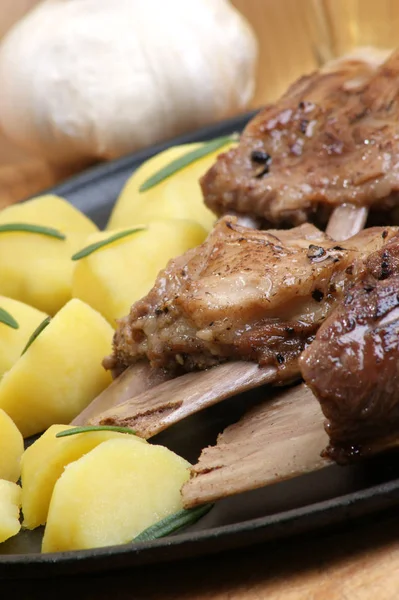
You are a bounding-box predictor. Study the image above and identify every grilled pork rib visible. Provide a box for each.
[301,234,399,463]
[201,49,399,228]
[106,217,397,376]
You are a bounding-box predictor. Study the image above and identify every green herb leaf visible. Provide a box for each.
[21,316,51,355]
[71,227,147,261]
[56,425,137,438]
[0,307,19,329]
[139,134,239,192]
[0,223,65,240]
[134,504,213,542]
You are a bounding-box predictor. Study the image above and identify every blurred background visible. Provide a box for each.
[0,0,398,203]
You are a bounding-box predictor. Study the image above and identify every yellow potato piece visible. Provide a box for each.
[21,424,145,529]
[0,295,48,377]
[0,299,113,438]
[0,409,23,482]
[0,480,21,544]
[106,141,236,232]
[0,195,98,314]
[42,438,190,552]
[73,219,206,325]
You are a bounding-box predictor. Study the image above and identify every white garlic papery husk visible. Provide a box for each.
[0,0,257,164]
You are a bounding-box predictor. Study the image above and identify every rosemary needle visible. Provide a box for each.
[72,227,146,260]
[0,223,65,240]
[139,134,238,192]
[56,425,137,438]
[21,316,51,355]
[0,307,19,329]
[134,505,213,542]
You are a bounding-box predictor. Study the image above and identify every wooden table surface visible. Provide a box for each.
[2,2,399,598]
[3,510,399,599]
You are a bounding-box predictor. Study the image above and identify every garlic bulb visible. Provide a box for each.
[0,0,257,164]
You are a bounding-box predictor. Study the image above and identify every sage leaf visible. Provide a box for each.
[21,316,51,355]
[0,223,65,240]
[0,308,19,329]
[139,134,238,192]
[134,504,213,542]
[56,425,137,438]
[72,227,146,261]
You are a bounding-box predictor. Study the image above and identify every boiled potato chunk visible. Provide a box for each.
[0,299,113,438]
[0,480,21,543]
[0,194,98,314]
[0,295,48,376]
[42,438,190,552]
[21,424,145,529]
[107,141,236,232]
[73,219,206,324]
[0,409,23,482]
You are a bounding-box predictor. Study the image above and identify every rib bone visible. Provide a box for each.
[71,361,171,426]
[326,204,369,241]
[182,384,331,508]
[89,361,280,438]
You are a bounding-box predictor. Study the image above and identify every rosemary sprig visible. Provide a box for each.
[0,307,19,329]
[134,504,213,542]
[71,227,147,261]
[56,425,137,438]
[0,223,65,240]
[21,316,51,355]
[139,134,239,192]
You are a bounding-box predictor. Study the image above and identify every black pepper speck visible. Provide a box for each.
[312,289,324,302]
[251,150,271,164]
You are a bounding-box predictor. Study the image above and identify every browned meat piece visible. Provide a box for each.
[106,216,397,376]
[300,235,399,463]
[201,49,399,227]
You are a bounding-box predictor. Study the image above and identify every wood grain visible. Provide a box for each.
[1,2,399,598]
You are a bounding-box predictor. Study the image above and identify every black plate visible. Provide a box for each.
[2,111,399,580]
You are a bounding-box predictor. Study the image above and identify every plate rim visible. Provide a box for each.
[2,477,399,578]
[2,110,399,578]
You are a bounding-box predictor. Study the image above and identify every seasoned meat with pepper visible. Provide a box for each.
[105,217,397,376]
[300,234,399,463]
[201,49,399,227]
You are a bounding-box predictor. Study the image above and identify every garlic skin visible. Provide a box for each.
[0,0,257,164]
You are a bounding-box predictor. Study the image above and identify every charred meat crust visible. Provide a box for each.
[201,49,399,227]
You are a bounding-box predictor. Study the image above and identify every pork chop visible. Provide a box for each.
[106,217,397,376]
[201,49,399,227]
